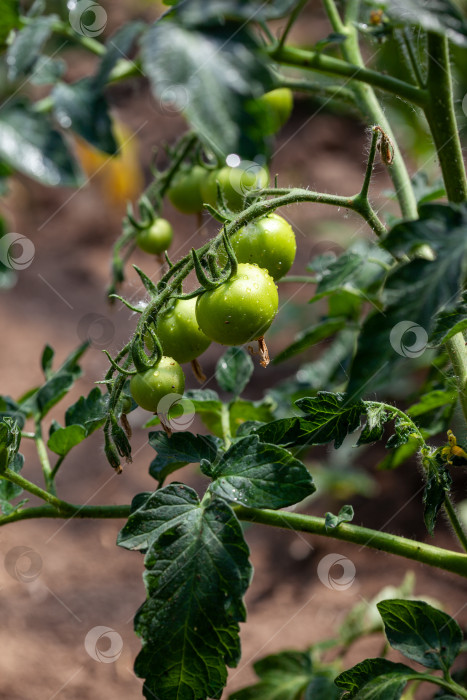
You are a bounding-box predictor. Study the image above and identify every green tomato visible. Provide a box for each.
[146,297,211,364]
[219,213,296,281]
[195,263,278,345]
[136,219,173,255]
[201,164,269,211]
[167,166,209,215]
[258,88,293,134]
[129,356,185,412]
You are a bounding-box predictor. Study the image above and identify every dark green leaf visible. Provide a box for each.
[347,204,467,397]
[378,437,419,470]
[386,416,414,449]
[335,658,414,699]
[229,650,314,700]
[377,599,463,672]
[0,418,21,473]
[0,452,25,515]
[174,0,298,25]
[7,15,57,81]
[423,460,452,535]
[208,435,315,508]
[29,56,66,86]
[0,102,82,186]
[216,347,254,395]
[41,345,54,379]
[430,292,467,346]
[122,484,252,700]
[383,0,467,48]
[357,404,389,445]
[407,390,457,417]
[0,396,26,429]
[296,392,365,448]
[325,504,354,532]
[304,676,341,700]
[230,398,276,436]
[411,172,446,205]
[141,19,273,159]
[148,431,219,485]
[274,317,348,364]
[97,22,145,88]
[52,80,117,154]
[0,0,19,49]
[47,425,86,456]
[65,387,108,436]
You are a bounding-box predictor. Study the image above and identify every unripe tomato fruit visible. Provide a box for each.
[258,88,293,134]
[145,298,211,364]
[167,166,209,214]
[136,219,173,255]
[201,165,269,211]
[129,357,185,412]
[219,213,296,281]
[195,263,278,345]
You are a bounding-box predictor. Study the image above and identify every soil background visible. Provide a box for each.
[0,1,466,698]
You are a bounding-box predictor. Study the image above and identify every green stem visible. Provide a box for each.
[446,334,467,427]
[424,33,467,204]
[358,128,379,201]
[269,45,428,107]
[34,421,55,494]
[50,455,65,481]
[277,0,309,51]
[234,506,467,578]
[0,503,131,527]
[221,404,232,449]
[275,75,357,106]
[443,496,467,554]
[415,674,467,699]
[2,469,67,511]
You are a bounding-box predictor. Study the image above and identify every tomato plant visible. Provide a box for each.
[1,1,467,699]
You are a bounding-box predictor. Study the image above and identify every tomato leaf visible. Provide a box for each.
[304,675,341,700]
[430,292,467,346]
[229,650,315,700]
[141,18,274,159]
[407,389,457,417]
[41,345,55,379]
[335,658,415,699]
[0,101,82,186]
[173,0,298,25]
[208,435,315,508]
[377,599,463,672]
[0,396,26,429]
[357,404,389,445]
[0,418,21,473]
[0,0,20,49]
[296,393,365,448]
[383,0,467,47]
[0,452,25,515]
[118,484,252,700]
[347,203,467,398]
[324,504,354,532]
[274,317,349,364]
[148,431,220,485]
[65,387,108,436]
[423,459,452,535]
[216,347,253,396]
[6,15,57,81]
[47,425,87,456]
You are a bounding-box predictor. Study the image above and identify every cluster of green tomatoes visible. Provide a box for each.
[127,89,296,414]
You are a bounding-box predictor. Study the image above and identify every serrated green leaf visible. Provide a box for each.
[325,504,354,532]
[0,452,24,515]
[407,390,457,417]
[141,19,273,159]
[208,435,315,508]
[119,484,252,700]
[386,416,415,449]
[274,317,348,364]
[357,404,389,445]
[7,15,57,81]
[216,347,254,395]
[47,425,86,456]
[383,0,467,47]
[430,292,467,346]
[296,392,365,448]
[377,599,463,672]
[0,396,26,429]
[148,431,219,485]
[0,417,21,472]
[65,387,108,436]
[347,203,467,397]
[0,0,19,49]
[423,460,452,535]
[229,650,314,700]
[335,658,414,699]
[0,102,82,186]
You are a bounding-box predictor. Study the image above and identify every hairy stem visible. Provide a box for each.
[235,506,467,578]
[34,421,55,494]
[443,496,467,554]
[0,503,131,527]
